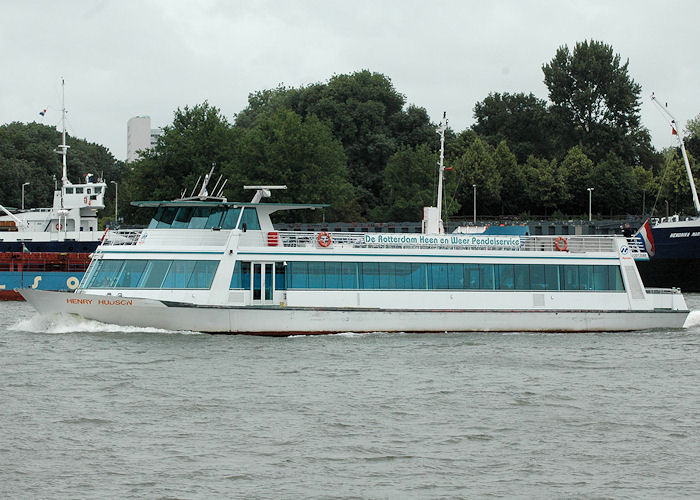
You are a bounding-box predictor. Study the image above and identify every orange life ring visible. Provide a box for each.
[55,223,64,231]
[554,236,568,252]
[317,231,332,247]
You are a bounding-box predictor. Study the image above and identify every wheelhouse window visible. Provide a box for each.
[83,259,218,289]
[148,205,259,230]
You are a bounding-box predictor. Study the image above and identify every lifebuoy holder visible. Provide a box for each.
[317,231,332,247]
[554,236,568,252]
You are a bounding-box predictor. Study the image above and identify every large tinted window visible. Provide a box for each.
[115,260,148,288]
[86,260,124,288]
[162,261,197,288]
[187,260,219,288]
[151,207,178,228]
[230,261,251,289]
[171,208,194,229]
[141,261,171,288]
[188,207,213,229]
[84,259,219,289]
[279,261,625,292]
[240,208,260,230]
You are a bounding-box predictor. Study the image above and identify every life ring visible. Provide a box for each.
[84,196,88,203]
[317,231,332,247]
[55,223,64,231]
[554,236,568,252]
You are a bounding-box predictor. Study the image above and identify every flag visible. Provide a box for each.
[671,125,678,135]
[635,218,655,256]
[444,166,453,171]
[39,109,47,116]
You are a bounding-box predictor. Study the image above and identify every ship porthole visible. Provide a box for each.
[66,276,80,290]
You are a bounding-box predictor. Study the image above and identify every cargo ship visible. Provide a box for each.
[0,79,106,298]
[634,94,700,292]
[0,252,91,300]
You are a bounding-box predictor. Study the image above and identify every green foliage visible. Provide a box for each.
[452,137,502,215]
[493,140,526,215]
[655,148,700,216]
[522,156,561,215]
[472,92,555,162]
[121,102,235,223]
[557,146,594,213]
[223,109,358,222]
[542,40,651,165]
[685,114,700,161]
[589,154,637,215]
[372,144,458,222]
[0,121,121,210]
[234,70,436,217]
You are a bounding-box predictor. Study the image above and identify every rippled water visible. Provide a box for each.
[2,297,700,499]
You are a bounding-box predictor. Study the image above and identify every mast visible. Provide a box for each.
[436,112,447,234]
[651,93,700,215]
[57,78,70,190]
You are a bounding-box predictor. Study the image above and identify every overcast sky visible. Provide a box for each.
[1,0,698,163]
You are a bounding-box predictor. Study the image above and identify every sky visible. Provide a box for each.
[1,0,698,163]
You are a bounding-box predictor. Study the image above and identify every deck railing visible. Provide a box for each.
[276,231,646,256]
[99,228,647,258]
[101,229,143,246]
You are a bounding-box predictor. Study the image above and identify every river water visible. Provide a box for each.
[2,297,700,499]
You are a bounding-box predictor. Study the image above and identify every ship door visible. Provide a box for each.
[251,262,274,304]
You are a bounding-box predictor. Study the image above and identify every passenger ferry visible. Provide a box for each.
[20,117,690,334]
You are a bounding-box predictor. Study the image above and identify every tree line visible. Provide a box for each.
[1,40,698,226]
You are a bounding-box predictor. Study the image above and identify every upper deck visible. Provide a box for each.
[117,189,647,259]
[99,227,647,258]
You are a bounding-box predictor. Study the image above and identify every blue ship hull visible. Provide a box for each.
[0,271,85,299]
[636,218,700,291]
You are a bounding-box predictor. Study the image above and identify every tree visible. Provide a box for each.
[542,40,651,165]
[0,121,121,211]
[121,102,235,223]
[589,154,636,216]
[493,141,527,215]
[373,144,459,222]
[631,165,656,216]
[685,113,700,162]
[472,92,555,162]
[522,156,560,215]
[558,146,594,215]
[452,137,501,216]
[655,148,700,216]
[224,109,359,222]
[234,71,437,217]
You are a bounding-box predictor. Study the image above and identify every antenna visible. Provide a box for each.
[53,78,70,208]
[435,112,447,234]
[215,178,228,197]
[189,176,201,197]
[244,185,287,203]
[197,164,216,198]
[651,93,700,215]
[210,174,223,195]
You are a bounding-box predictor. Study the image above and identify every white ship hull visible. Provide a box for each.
[19,289,688,335]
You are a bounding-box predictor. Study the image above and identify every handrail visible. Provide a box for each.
[100,228,647,258]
